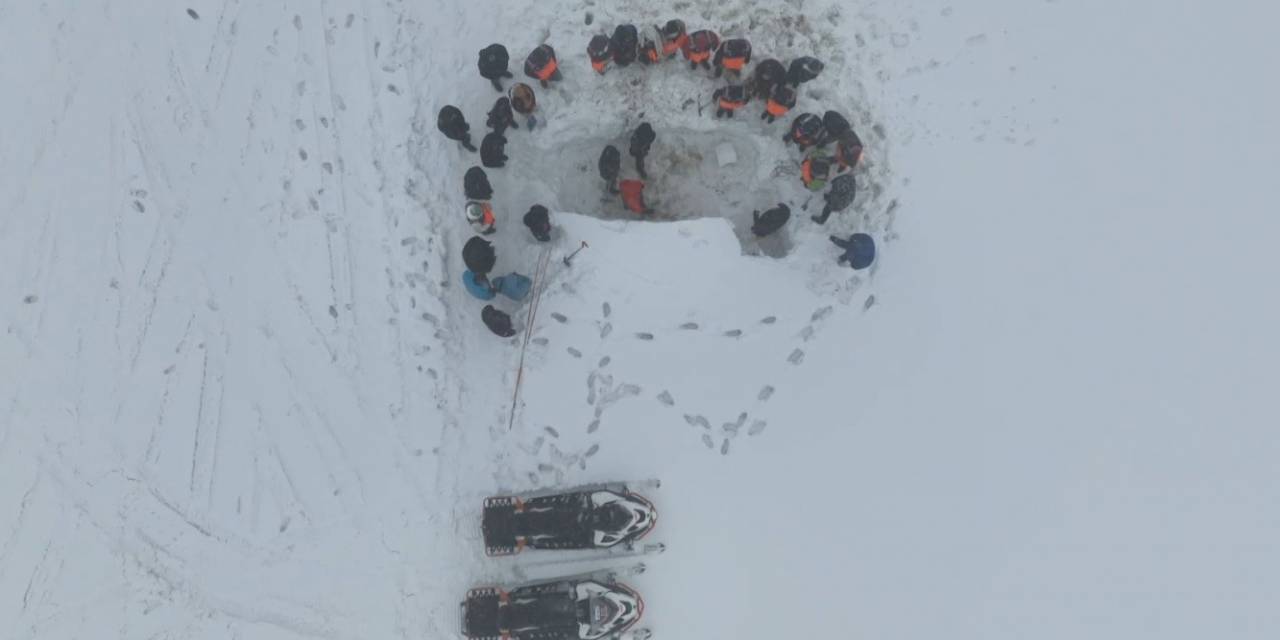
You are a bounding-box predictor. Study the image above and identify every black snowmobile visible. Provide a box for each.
[482,484,658,556]
[462,569,650,640]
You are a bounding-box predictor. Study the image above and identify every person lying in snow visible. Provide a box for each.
[437,105,476,152]
[830,233,876,270]
[751,204,791,237]
[482,305,517,337]
[478,43,514,92]
[523,205,552,242]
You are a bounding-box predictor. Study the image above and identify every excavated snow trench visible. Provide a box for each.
[501,126,796,259]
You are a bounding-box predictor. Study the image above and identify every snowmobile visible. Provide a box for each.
[462,569,650,640]
[482,483,658,556]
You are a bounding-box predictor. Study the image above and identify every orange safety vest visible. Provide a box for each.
[719,96,746,111]
[765,99,790,117]
[644,46,659,63]
[535,58,559,81]
[481,202,495,226]
[801,159,814,185]
[722,56,746,71]
[620,180,647,214]
[591,58,607,74]
[662,34,687,56]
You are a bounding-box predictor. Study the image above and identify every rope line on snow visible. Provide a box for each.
[508,244,554,430]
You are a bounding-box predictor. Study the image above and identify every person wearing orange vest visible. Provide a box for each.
[783,113,827,152]
[657,20,688,59]
[619,179,652,215]
[682,30,720,71]
[713,38,752,79]
[465,200,497,235]
[761,83,797,123]
[800,153,833,192]
[588,35,612,75]
[639,38,660,65]
[523,44,561,88]
[712,85,750,119]
[748,58,787,99]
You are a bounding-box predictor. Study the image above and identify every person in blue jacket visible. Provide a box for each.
[829,233,876,270]
[463,269,496,300]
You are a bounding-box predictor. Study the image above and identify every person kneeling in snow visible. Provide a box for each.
[713,85,750,119]
[523,205,552,242]
[465,201,496,235]
[463,269,531,301]
[813,173,857,224]
[751,204,791,237]
[830,233,876,270]
[482,305,517,338]
[481,132,508,168]
[598,145,621,194]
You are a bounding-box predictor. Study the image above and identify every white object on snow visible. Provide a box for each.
[716,142,738,167]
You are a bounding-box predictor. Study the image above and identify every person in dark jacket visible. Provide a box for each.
[761,83,797,123]
[480,132,508,168]
[463,236,497,275]
[588,34,612,74]
[833,129,864,173]
[598,145,621,193]
[523,205,552,242]
[821,110,853,143]
[509,83,538,128]
[749,58,787,98]
[629,122,655,179]
[783,113,827,152]
[830,233,876,270]
[787,56,824,86]
[486,97,518,134]
[682,30,720,70]
[478,44,514,91]
[523,44,561,88]
[437,105,476,152]
[482,305,517,337]
[713,38,752,78]
[813,173,857,224]
[611,24,639,67]
[464,166,493,201]
[657,19,688,59]
[639,38,659,65]
[713,85,750,118]
[751,204,791,237]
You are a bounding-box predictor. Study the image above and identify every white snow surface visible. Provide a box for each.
[3,1,1279,639]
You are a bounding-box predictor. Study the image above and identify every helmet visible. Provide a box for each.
[465,201,485,223]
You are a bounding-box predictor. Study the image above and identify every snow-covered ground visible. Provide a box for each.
[2,1,1278,639]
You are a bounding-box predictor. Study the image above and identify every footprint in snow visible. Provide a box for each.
[684,414,711,429]
[723,329,742,338]
[299,148,308,161]
[799,326,815,341]
[598,356,611,368]
[292,15,302,30]
[186,8,199,20]
[345,13,355,28]
[748,420,767,436]
[758,385,775,402]
[701,433,715,449]
[600,323,613,339]
[680,322,699,330]
[602,302,612,318]
[544,426,560,438]
[532,337,549,346]
[635,332,654,341]
[788,349,805,365]
[527,472,539,484]
[587,419,600,434]
[132,200,145,212]
[760,316,777,324]
[657,390,675,406]
[585,444,600,457]
[864,295,877,311]
[811,306,834,323]
[551,312,568,323]
[720,439,731,455]
[567,347,582,358]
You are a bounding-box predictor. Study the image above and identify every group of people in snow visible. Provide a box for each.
[435,25,879,337]
[582,20,875,267]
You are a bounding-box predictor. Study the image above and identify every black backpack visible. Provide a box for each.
[478,44,510,78]
[463,236,497,274]
[611,25,639,66]
[437,105,465,134]
[480,133,507,168]
[464,167,493,200]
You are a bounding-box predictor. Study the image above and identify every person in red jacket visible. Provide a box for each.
[657,20,688,59]
[682,30,720,71]
[619,179,652,215]
[524,44,561,88]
